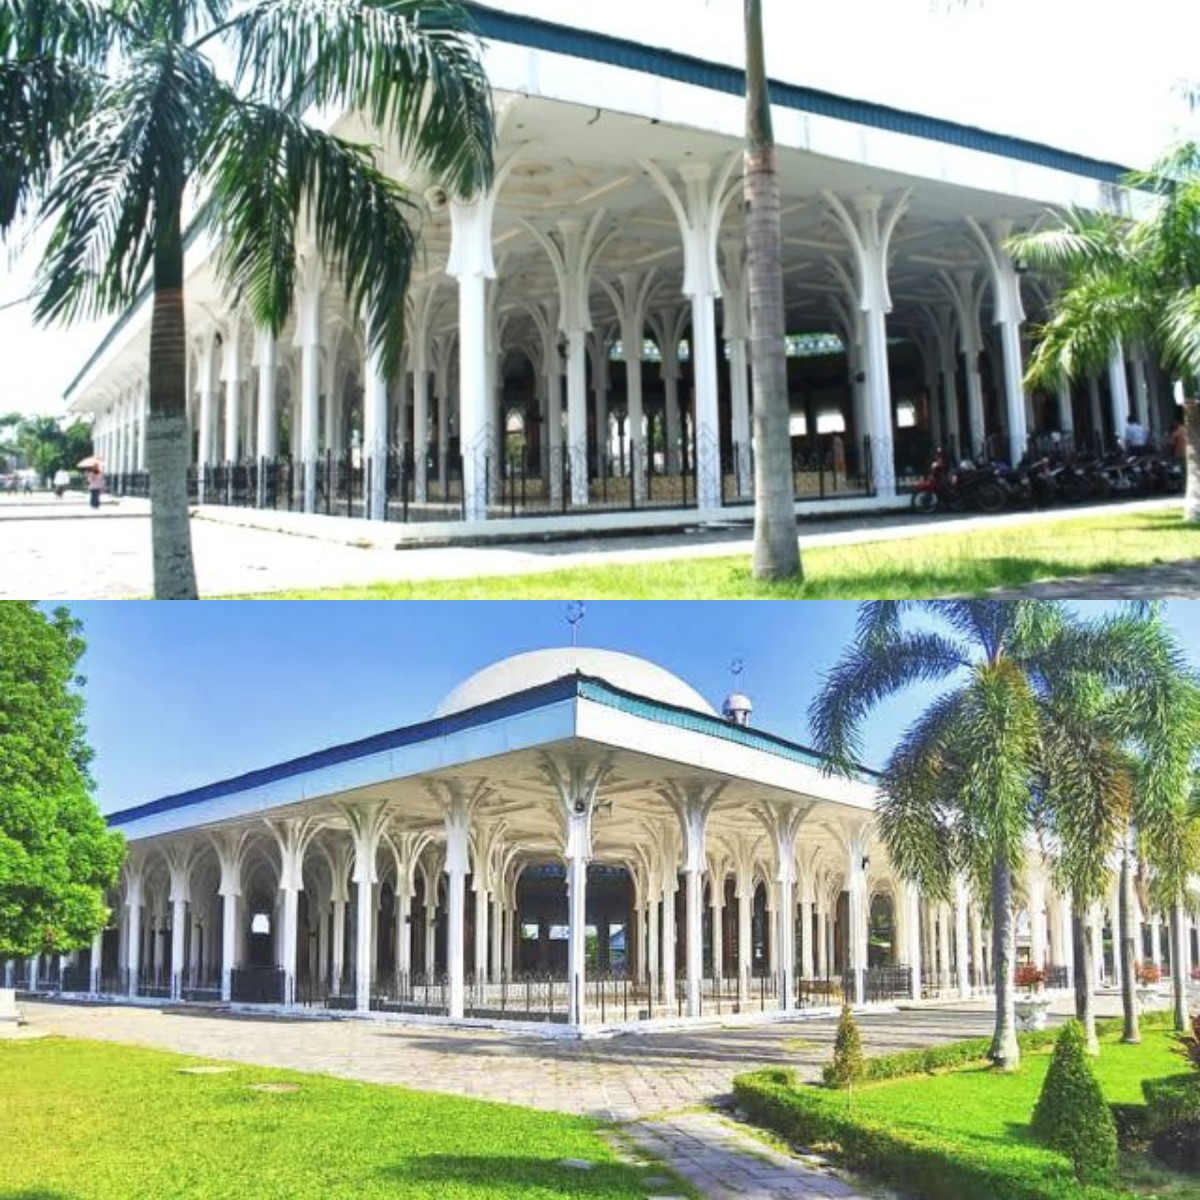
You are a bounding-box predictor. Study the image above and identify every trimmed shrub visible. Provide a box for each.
[824,1004,865,1089]
[1143,1073,1200,1170]
[1030,1021,1118,1183]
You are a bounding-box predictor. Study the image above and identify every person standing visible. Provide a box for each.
[52,468,70,499]
[87,466,105,510]
[1122,412,1148,454]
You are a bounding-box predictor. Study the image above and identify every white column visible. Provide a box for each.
[489,892,503,984]
[711,877,725,983]
[826,190,911,496]
[125,876,143,998]
[449,198,494,523]
[363,345,389,521]
[670,787,716,1019]
[295,256,322,513]
[954,878,971,999]
[221,316,243,463]
[607,272,656,503]
[647,890,660,1007]
[815,902,828,979]
[412,369,430,503]
[255,327,278,466]
[906,883,922,1000]
[663,361,682,476]
[1091,905,1105,988]
[847,840,868,1005]
[1029,874,1049,968]
[1057,379,1075,437]
[170,897,187,1000]
[968,218,1028,464]
[1131,353,1152,431]
[722,238,752,497]
[565,822,589,1026]
[937,903,951,987]
[472,875,488,984]
[1109,890,1123,988]
[89,928,104,993]
[443,802,471,1020]
[661,875,677,1010]
[799,896,815,980]
[196,333,218,499]
[1109,346,1131,445]
[136,383,148,471]
[1151,914,1163,967]
[423,886,436,978]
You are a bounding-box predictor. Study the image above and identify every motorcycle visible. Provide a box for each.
[911,452,1009,515]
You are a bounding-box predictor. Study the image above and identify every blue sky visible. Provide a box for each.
[59,601,1200,815]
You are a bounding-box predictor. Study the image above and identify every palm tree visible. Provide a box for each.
[809,600,1189,1071]
[2,0,494,597]
[744,0,800,580]
[1008,144,1200,523]
[1038,608,1197,1049]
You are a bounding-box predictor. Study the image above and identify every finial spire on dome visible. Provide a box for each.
[565,601,586,647]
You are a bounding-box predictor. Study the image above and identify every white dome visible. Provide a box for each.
[434,648,718,717]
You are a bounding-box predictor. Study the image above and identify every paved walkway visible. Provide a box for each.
[989,558,1200,598]
[21,997,1118,1198]
[0,494,1186,598]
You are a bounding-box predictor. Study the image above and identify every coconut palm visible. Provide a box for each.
[1141,745,1200,1032]
[809,600,1189,1071]
[1008,143,1200,523]
[743,0,800,580]
[1,0,494,598]
[1037,608,1198,1049]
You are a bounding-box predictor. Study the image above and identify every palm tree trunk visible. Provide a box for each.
[1170,900,1188,1032]
[148,195,199,599]
[1072,906,1099,1054]
[990,855,1020,1071]
[1184,397,1199,524]
[744,0,800,581]
[1119,843,1140,1043]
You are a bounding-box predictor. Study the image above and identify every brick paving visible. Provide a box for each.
[21,997,1118,1199]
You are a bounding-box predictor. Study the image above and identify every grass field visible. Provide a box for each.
[0,1038,671,1200]
[255,509,1200,599]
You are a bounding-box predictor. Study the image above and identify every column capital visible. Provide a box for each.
[660,779,725,874]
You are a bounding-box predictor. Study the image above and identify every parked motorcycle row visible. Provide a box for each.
[911,447,1186,515]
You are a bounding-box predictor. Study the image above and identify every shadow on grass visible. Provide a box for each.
[0,1191,74,1199]
[379,1154,651,1196]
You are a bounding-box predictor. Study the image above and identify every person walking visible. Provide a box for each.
[52,468,70,498]
[87,466,105,510]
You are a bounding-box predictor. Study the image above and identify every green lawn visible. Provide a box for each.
[248,509,1200,599]
[0,1038,671,1200]
[738,1025,1200,1200]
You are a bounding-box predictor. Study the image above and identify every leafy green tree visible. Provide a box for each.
[743,0,799,581]
[809,601,1185,1072]
[0,603,123,958]
[2,0,494,597]
[1009,144,1200,522]
[1031,1020,1118,1182]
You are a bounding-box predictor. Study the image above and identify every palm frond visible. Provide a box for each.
[203,94,419,378]
[1006,207,1129,276]
[32,39,218,324]
[808,628,969,776]
[231,0,494,198]
[878,687,969,900]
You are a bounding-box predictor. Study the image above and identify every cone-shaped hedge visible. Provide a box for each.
[825,1004,866,1089]
[1030,1020,1117,1182]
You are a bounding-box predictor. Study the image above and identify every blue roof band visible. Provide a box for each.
[106,672,872,831]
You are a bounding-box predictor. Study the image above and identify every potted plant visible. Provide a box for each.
[1134,961,1165,1011]
[1014,964,1052,1031]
